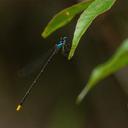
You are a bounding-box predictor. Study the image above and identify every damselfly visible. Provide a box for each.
[16,37,69,111]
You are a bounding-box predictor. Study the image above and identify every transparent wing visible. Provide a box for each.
[18,46,55,77]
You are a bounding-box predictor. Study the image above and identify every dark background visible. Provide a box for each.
[0,0,128,128]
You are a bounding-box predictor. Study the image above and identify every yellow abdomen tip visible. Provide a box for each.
[16,105,22,111]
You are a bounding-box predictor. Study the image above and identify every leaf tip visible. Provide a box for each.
[68,55,72,60]
[76,85,90,103]
[41,31,47,38]
[68,50,74,60]
[76,95,82,105]
[76,93,84,104]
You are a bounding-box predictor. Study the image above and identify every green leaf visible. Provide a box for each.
[68,0,116,59]
[42,0,94,38]
[76,39,128,104]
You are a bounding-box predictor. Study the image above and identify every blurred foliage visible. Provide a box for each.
[77,39,128,103]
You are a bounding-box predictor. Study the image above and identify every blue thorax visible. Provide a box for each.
[56,40,63,49]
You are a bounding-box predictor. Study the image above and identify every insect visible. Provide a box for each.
[16,37,70,111]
